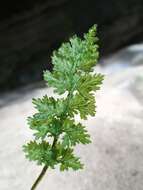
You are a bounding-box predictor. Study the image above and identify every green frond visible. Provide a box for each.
[23,25,104,172]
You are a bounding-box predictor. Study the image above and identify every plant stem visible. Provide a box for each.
[31,165,48,190]
[31,137,58,190]
[30,90,73,190]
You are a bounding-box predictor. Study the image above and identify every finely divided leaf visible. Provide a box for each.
[23,25,104,172]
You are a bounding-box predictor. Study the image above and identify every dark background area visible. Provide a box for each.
[0,0,143,91]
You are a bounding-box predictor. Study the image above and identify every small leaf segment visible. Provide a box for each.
[23,25,104,189]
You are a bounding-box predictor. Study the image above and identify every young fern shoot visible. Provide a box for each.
[23,25,104,190]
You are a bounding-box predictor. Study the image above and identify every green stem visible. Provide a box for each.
[30,88,74,190]
[31,165,48,190]
[30,137,58,190]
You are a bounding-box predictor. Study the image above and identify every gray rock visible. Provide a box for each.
[0,48,143,189]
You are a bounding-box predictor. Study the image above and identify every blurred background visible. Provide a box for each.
[0,1,143,190]
[0,0,143,91]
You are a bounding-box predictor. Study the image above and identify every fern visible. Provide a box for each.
[23,25,104,190]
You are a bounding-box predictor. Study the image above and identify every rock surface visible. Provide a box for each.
[0,46,143,190]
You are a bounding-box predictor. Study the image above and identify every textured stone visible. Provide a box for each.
[0,46,143,190]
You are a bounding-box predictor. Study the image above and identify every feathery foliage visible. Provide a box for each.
[23,25,104,189]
